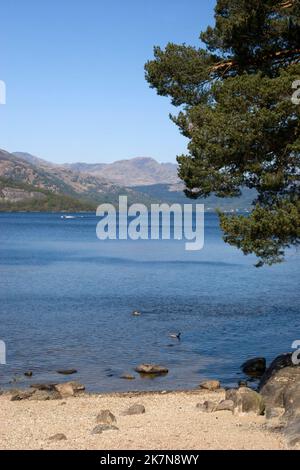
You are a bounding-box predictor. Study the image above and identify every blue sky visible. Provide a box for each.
[0,0,216,163]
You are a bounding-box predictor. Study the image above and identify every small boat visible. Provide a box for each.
[61,215,76,220]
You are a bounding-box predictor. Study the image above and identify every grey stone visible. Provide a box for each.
[10,390,34,401]
[96,410,117,425]
[196,401,216,413]
[284,417,300,448]
[54,381,85,398]
[123,404,146,415]
[200,380,220,391]
[231,388,265,416]
[91,424,119,435]
[135,364,168,375]
[29,389,61,401]
[48,433,67,442]
[215,400,234,412]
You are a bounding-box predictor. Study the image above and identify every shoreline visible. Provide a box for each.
[0,388,288,450]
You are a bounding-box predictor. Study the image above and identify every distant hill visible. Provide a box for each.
[0,177,95,212]
[66,157,179,187]
[0,149,155,210]
[0,148,256,211]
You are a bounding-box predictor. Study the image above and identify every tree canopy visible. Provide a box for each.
[145,0,300,266]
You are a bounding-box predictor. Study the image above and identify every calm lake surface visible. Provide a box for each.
[0,212,299,392]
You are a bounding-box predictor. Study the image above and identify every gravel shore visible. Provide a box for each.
[0,389,288,450]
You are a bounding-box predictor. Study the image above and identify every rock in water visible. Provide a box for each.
[96,410,117,425]
[135,364,169,375]
[57,369,78,375]
[241,357,266,377]
[123,404,146,415]
[24,371,33,377]
[91,424,119,435]
[120,374,135,380]
[227,388,265,416]
[199,380,220,391]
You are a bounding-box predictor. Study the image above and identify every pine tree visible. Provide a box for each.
[145,0,300,265]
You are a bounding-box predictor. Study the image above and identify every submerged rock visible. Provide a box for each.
[120,374,135,380]
[57,369,78,376]
[135,364,169,375]
[241,357,266,378]
[24,371,33,378]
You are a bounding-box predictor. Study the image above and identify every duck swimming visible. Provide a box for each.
[132,310,141,317]
[169,332,181,340]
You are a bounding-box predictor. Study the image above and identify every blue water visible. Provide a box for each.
[0,212,299,392]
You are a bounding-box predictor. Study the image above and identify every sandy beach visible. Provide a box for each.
[0,389,288,450]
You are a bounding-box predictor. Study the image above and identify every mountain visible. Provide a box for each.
[66,157,179,187]
[0,149,255,212]
[0,149,155,211]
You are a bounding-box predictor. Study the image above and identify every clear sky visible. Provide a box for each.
[0,0,216,164]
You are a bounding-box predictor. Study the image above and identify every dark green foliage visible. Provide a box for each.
[145,0,300,265]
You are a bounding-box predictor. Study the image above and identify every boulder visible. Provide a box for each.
[123,404,146,415]
[30,383,57,391]
[215,400,234,412]
[227,387,265,416]
[135,364,168,375]
[29,389,61,401]
[96,410,117,425]
[54,381,85,398]
[91,424,119,434]
[260,366,300,411]
[10,390,34,401]
[284,417,300,448]
[241,357,266,377]
[196,401,216,413]
[259,353,298,390]
[283,382,300,419]
[200,380,220,391]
